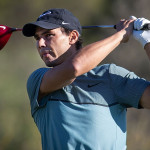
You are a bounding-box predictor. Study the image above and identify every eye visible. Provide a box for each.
[34,35,40,41]
[46,33,54,39]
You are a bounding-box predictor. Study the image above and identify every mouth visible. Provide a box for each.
[40,49,55,60]
[43,53,50,58]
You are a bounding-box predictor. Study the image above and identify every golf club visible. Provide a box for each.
[0,22,149,51]
[82,23,150,30]
[0,25,22,50]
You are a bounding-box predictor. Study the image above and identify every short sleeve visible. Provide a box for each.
[109,64,150,108]
[27,68,48,115]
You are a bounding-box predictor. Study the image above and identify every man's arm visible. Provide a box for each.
[144,43,150,60]
[133,18,150,109]
[139,43,150,109]
[140,85,150,109]
[39,20,134,98]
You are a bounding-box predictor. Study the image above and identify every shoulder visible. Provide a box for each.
[93,63,134,83]
[28,68,49,81]
[27,67,49,90]
[92,64,110,74]
[92,63,126,76]
[108,63,131,77]
[94,63,124,72]
[29,67,49,77]
[26,67,50,103]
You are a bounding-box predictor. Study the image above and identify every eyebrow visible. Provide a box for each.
[34,30,51,39]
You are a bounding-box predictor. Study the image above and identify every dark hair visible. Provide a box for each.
[60,27,83,50]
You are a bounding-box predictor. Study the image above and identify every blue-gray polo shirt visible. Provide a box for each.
[27,64,150,150]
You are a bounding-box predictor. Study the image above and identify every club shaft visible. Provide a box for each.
[15,28,22,31]
[12,28,22,32]
[82,25,115,29]
[82,23,150,30]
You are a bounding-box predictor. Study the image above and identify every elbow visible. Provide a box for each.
[70,59,83,77]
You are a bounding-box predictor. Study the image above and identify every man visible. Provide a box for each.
[22,8,150,150]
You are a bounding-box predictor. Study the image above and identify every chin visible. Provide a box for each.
[45,63,53,67]
[45,61,57,67]
[45,58,61,67]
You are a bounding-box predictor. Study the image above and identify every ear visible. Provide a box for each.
[69,30,79,45]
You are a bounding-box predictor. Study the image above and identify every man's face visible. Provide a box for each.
[34,27,72,67]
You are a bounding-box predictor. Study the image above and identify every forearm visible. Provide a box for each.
[71,30,126,76]
[144,43,150,60]
[39,20,132,96]
[40,30,126,96]
[139,85,150,109]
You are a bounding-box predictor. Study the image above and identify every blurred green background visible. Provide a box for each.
[0,0,150,149]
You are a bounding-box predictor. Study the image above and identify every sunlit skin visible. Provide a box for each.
[34,27,77,67]
[35,21,150,109]
[37,20,134,98]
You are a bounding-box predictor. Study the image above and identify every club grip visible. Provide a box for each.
[141,23,150,30]
[114,24,150,30]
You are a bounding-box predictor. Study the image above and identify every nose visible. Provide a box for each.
[38,37,46,48]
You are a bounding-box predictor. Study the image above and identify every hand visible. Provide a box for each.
[132,17,150,48]
[134,17,150,30]
[116,19,134,43]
